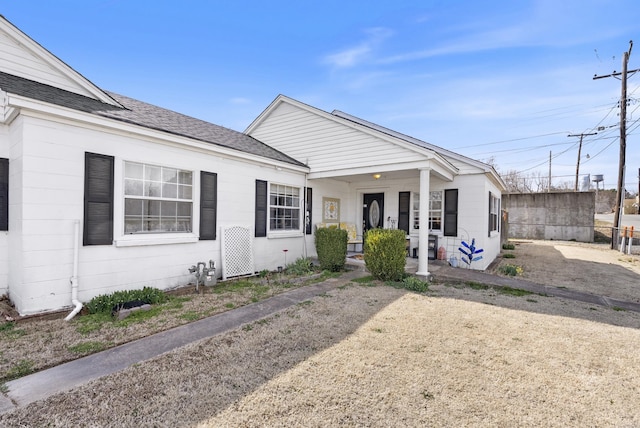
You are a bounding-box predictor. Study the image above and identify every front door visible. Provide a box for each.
[363,193,384,233]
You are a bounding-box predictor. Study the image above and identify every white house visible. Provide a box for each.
[246,96,506,277]
[0,16,505,316]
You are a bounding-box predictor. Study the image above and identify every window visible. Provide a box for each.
[124,161,192,234]
[429,191,442,231]
[269,184,300,231]
[412,192,420,229]
[489,191,500,235]
[411,191,442,231]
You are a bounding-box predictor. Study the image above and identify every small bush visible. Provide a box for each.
[498,264,523,276]
[503,253,516,259]
[315,227,348,272]
[502,243,515,250]
[402,276,430,292]
[364,229,407,281]
[285,257,315,276]
[85,286,168,314]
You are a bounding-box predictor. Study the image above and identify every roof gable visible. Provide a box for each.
[0,15,119,106]
[246,95,458,176]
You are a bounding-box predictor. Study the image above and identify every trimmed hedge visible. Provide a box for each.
[315,227,348,272]
[364,228,407,281]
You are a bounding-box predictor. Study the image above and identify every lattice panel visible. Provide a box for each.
[221,225,254,280]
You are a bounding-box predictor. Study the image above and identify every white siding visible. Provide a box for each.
[0,30,96,98]
[8,114,307,315]
[0,123,8,295]
[251,104,424,173]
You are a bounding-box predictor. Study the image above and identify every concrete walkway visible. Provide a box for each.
[0,270,368,415]
[2,261,639,415]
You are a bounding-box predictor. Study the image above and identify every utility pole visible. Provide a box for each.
[548,151,551,192]
[594,41,638,247]
[568,132,597,191]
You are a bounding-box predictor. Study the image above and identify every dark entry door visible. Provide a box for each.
[363,193,384,233]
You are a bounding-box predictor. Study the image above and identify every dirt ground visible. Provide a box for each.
[2,240,640,427]
[489,240,640,303]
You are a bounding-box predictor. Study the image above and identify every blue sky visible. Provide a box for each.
[3,1,640,191]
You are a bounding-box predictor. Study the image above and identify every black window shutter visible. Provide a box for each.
[398,191,410,234]
[443,189,458,237]
[255,180,267,237]
[200,171,217,240]
[305,187,313,235]
[0,158,8,231]
[84,152,114,246]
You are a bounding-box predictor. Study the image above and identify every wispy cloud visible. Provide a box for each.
[229,97,251,105]
[322,27,393,69]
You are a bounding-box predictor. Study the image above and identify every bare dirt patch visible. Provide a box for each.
[489,240,640,303]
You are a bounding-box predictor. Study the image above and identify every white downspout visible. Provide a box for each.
[65,220,82,321]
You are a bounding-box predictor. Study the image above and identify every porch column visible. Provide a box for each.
[416,167,430,277]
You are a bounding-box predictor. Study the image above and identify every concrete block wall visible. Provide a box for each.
[503,192,595,242]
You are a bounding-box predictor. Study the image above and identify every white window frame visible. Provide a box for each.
[115,160,198,247]
[268,183,302,235]
[412,191,443,233]
[489,192,500,234]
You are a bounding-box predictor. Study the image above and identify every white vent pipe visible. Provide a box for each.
[65,220,82,321]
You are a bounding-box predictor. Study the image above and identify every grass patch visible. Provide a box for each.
[466,281,490,290]
[497,286,534,297]
[502,243,515,250]
[351,275,375,284]
[68,341,110,354]
[115,305,165,327]
[179,311,201,322]
[503,253,516,259]
[214,279,259,294]
[612,306,626,312]
[0,322,26,339]
[385,276,430,293]
[75,311,113,334]
[4,359,34,381]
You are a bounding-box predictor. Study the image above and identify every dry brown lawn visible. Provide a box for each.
[2,241,640,426]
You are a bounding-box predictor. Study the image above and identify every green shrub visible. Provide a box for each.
[85,286,168,314]
[498,264,523,276]
[364,229,407,281]
[315,227,348,272]
[502,243,515,250]
[285,257,315,276]
[503,253,516,259]
[401,276,429,292]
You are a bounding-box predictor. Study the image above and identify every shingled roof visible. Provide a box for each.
[0,71,306,167]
